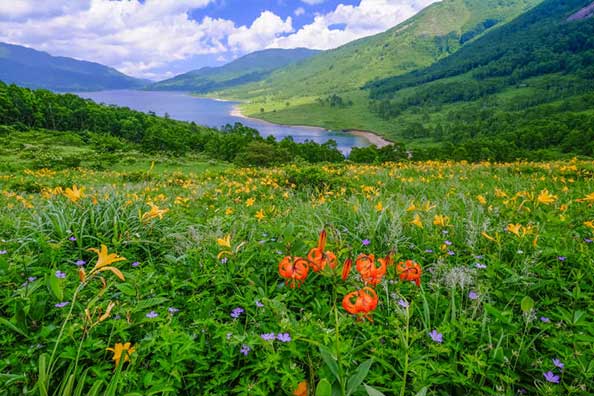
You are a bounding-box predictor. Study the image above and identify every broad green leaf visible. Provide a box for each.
[320,347,340,382]
[316,378,333,396]
[520,296,534,313]
[346,359,373,396]
[0,317,29,339]
[115,282,136,296]
[48,273,64,301]
[364,384,386,396]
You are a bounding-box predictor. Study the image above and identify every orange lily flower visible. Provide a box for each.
[355,253,389,286]
[396,260,422,287]
[341,258,352,281]
[307,230,337,272]
[293,381,308,396]
[342,287,379,321]
[279,256,309,288]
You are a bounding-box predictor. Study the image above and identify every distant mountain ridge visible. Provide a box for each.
[0,42,147,91]
[149,48,320,93]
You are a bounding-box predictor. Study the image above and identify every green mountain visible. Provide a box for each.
[149,48,320,92]
[361,0,594,160]
[0,42,147,91]
[220,0,541,101]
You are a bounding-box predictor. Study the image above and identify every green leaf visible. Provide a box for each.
[520,296,534,313]
[115,282,136,296]
[320,347,340,382]
[346,359,373,396]
[364,384,386,396]
[0,317,29,339]
[415,387,428,396]
[316,378,333,396]
[48,273,64,301]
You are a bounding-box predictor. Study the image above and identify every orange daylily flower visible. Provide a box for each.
[87,244,126,281]
[537,189,557,205]
[507,223,523,237]
[142,202,169,222]
[307,230,337,272]
[106,342,135,368]
[433,214,449,227]
[293,381,308,396]
[341,258,353,281]
[396,260,422,287]
[355,253,390,286]
[342,287,379,321]
[278,256,309,288]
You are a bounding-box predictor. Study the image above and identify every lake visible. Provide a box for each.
[75,90,372,154]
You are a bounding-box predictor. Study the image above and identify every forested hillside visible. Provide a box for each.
[364,0,594,160]
[150,48,319,93]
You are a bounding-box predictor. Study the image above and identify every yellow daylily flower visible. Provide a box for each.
[87,244,126,281]
[410,214,423,228]
[433,214,449,227]
[477,195,487,205]
[537,189,557,205]
[375,202,384,212]
[507,223,523,238]
[106,342,135,368]
[576,192,594,203]
[217,234,232,249]
[255,209,265,221]
[142,203,169,222]
[64,185,84,203]
[246,197,255,207]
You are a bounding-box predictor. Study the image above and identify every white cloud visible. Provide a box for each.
[271,0,440,50]
[294,7,306,16]
[0,0,439,79]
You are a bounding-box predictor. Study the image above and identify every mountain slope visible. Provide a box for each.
[149,48,320,93]
[362,0,594,159]
[220,0,542,100]
[0,42,147,91]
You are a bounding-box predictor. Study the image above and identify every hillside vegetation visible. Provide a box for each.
[216,0,541,100]
[0,42,146,91]
[149,48,319,93]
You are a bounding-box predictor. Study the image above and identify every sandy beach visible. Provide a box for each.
[231,105,392,148]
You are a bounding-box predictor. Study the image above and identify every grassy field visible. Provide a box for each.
[1,150,594,395]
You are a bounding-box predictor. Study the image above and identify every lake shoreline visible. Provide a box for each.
[230,104,392,148]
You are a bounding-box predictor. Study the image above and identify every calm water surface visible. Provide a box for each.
[75,90,371,154]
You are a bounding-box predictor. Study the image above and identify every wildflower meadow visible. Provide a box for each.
[1,158,593,395]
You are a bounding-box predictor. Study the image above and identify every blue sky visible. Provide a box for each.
[0,0,438,80]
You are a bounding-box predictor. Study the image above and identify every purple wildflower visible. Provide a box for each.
[543,371,559,384]
[474,255,483,259]
[447,250,455,256]
[55,270,66,279]
[442,230,449,235]
[168,307,179,314]
[75,260,86,266]
[221,257,228,264]
[540,316,550,323]
[230,307,244,318]
[584,238,592,243]
[240,344,251,356]
[429,330,443,343]
[475,263,487,269]
[398,299,409,308]
[55,302,69,308]
[131,261,140,267]
[553,359,564,369]
[146,310,159,318]
[468,291,478,300]
[425,249,434,253]
[0,250,7,255]
[362,239,371,246]
[69,236,77,241]
[27,276,37,282]
[226,332,232,340]
[277,333,291,342]
[255,300,264,308]
[444,240,452,246]
[260,333,275,341]
[557,256,566,262]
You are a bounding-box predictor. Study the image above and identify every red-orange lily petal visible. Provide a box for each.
[396,260,422,287]
[341,258,352,281]
[355,253,386,286]
[342,287,378,321]
[279,256,309,288]
[307,229,337,271]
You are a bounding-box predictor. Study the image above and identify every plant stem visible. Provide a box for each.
[333,280,347,396]
[400,305,410,396]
